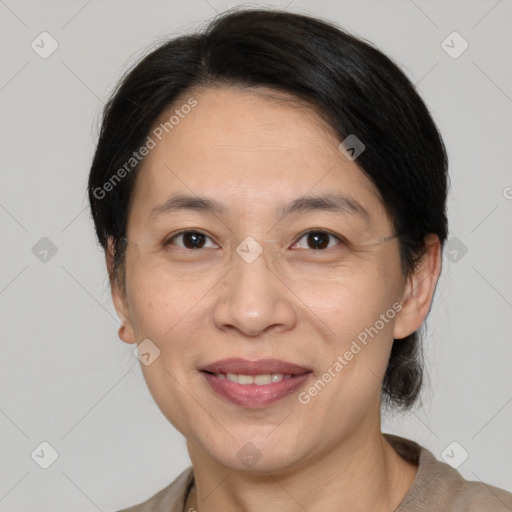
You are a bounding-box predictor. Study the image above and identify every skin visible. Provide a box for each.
[108,86,442,512]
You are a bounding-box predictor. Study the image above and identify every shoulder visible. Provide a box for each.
[116,466,194,512]
[385,434,512,512]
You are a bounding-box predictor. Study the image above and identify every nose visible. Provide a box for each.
[212,238,298,338]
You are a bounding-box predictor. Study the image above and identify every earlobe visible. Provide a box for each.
[106,237,137,345]
[117,322,137,345]
[393,234,442,340]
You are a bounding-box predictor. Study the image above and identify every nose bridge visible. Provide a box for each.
[231,235,280,310]
[212,235,296,336]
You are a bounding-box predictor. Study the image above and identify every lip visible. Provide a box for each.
[200,358,313,408]
[200,358,311,376]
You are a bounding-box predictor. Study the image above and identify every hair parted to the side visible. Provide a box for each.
[88,8,449,410]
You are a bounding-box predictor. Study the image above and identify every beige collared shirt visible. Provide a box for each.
[117,434,512,511]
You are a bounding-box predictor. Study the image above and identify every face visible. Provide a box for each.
[111,86,421,474]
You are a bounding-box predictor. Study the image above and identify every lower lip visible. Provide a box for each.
[201,372,312,408]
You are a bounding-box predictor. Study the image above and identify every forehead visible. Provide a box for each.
[128,86,390,231]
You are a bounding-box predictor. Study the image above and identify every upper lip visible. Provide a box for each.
[200,358,312,376]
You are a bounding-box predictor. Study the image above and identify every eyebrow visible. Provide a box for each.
[146,192,371,224]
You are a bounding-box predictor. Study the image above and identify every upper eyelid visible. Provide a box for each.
[165,229,219,246]
[293,228,345,244]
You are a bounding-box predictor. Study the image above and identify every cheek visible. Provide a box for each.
[125,272,207,430]
[300,271,399,398]
[125,263,208,339]
[297,269,396,338]
[124,268,218,393]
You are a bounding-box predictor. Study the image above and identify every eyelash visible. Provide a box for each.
[163,229,346,251]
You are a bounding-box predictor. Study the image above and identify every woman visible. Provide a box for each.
[88,8,512,511]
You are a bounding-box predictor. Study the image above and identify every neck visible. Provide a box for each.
[186,423,418,512]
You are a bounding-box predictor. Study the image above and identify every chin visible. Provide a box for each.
[200,429,310,474]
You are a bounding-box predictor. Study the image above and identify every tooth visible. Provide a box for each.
[238,374,255,385]
[254,374,272,385]
[222,373,291,385]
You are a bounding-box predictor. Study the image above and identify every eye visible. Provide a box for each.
[291,230,343,251]
[165,230,219,250]
[164,229,343,251]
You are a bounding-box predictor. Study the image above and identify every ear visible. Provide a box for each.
[106,237,137,345]
[393,234,442,340]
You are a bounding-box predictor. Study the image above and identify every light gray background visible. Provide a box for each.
[1,0,511,510]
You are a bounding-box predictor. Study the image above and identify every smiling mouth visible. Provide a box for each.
[200,358,313,407]
[205,372,293,385]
